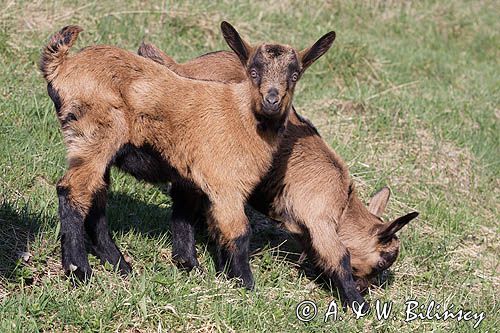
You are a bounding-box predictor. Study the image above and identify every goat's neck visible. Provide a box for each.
[232,82,288,145]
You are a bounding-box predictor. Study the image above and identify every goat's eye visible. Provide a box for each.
[250,69,258,79]
[291,72,299,82]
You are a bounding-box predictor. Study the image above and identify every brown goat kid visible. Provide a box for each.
[40,23,336,291]
[138,43,419,309]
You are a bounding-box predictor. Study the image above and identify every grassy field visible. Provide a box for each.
[0,0,498,331]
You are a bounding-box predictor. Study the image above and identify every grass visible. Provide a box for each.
[0,0,498,331]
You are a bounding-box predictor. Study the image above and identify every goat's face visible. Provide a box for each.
[221,21,336,119]
[246,44,299,117]
[343,187,419,289]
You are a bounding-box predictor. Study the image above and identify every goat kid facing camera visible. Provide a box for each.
[40,23,335,293]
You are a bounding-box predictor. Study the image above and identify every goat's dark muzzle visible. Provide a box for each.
[262,89,281,116]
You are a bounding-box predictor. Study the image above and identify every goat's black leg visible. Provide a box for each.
[325,253,369,312]
[216,225,254,290]
[169,183,203,271]
[57,183,92,281]
[84,170,131,275]
[301,225,368,312]
[208,201,254,290]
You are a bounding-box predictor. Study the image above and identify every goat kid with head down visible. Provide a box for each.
[137,42,419,310]
[40,22,336,291]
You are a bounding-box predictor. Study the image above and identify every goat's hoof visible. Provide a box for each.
[241,277,255,290]
[173,256,200,272]
[118,259,132,276]
[65,264,93,284]
[228,271,254,290]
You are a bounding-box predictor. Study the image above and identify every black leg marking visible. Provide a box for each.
[216,227,254,290]
[327,253,368,312]
[298,227,368,312]
[170,184,202,271]
[84,171,131,275]
[57,185,92,281]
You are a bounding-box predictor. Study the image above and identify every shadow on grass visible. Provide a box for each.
[106,191,393,298]
[106,191,311,271]
[0,191,393,296]
[106,191,173,237]
[0,201,40,280]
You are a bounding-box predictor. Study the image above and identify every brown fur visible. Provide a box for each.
[40,23,335,289]
[138,44,245,83]
[138,42,419,288]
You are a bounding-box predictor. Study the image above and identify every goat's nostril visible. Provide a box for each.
[265,94,279,105]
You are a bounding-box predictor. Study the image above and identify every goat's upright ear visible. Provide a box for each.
[298,31,336,71]
[378,212,419,243]
[368,186,391,217]
[221,21,252,65]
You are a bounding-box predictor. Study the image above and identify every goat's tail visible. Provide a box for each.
[40,25,83,82]
[137,41,177,67]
